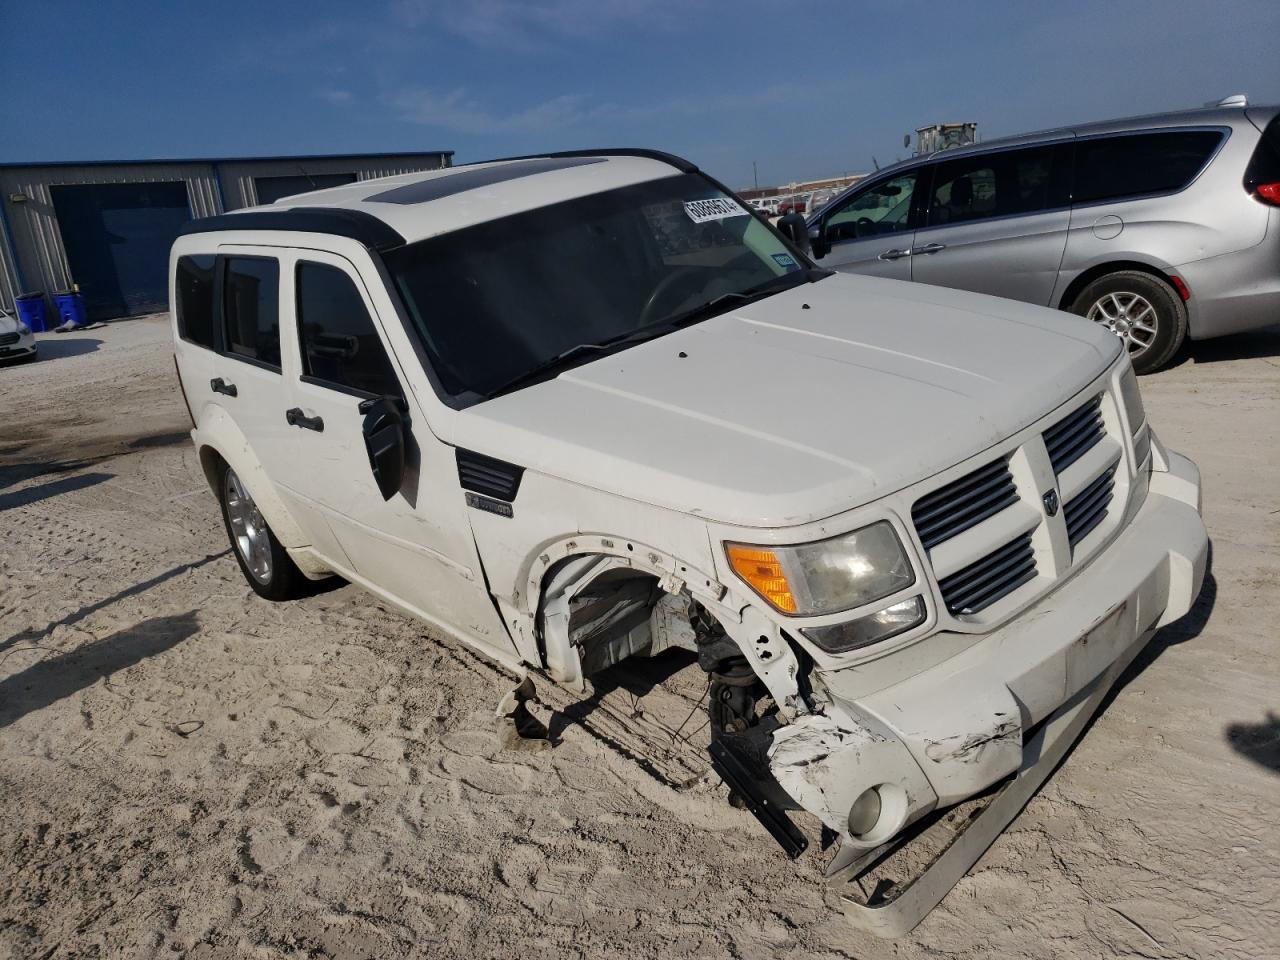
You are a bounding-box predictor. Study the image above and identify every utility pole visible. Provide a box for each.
[753,161,758,190]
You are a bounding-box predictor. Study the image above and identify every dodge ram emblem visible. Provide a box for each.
[1042,489,1060,517]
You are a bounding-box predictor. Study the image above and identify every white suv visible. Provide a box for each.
[171,149,1207,933]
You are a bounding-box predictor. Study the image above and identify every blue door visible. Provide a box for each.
[50,181,192,321]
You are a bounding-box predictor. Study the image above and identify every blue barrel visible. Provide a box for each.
[15,292,48,332]
[54,290,87,328]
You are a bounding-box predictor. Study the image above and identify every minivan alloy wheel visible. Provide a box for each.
[224,469,272,583]
[1086,291,1158,359]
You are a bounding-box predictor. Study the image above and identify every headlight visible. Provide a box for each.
[16,321,31,335]
[725,521,915,616]
[802,595,926,653]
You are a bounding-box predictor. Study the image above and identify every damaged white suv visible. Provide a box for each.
[171,150,1207,935]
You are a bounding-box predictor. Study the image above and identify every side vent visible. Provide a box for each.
[456,449,524,502]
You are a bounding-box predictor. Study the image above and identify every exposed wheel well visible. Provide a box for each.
[1057,260,1179,313]
[197,445,226,493]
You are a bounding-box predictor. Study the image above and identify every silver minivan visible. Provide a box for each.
[807,100,1280,372]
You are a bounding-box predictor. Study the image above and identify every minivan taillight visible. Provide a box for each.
[1254,182,1280,207]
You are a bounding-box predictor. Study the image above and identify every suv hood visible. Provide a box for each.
[457,273,1120,529]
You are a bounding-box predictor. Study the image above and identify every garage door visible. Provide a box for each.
[50,181,192,321]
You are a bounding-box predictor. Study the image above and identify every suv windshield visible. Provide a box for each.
[384,173,807,401]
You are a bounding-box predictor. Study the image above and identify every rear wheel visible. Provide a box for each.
[217,461,308,601]
[1070,271,1187,374]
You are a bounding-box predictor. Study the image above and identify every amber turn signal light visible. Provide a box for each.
[726,544,796,613]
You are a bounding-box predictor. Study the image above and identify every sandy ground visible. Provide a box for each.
[1,315,1277,960]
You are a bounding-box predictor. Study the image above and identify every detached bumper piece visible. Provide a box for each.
[709,736,809,859]
[827,626,1151,938]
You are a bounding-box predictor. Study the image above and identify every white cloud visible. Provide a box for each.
[391,87,609,133]
[391,0,698,46]
[319,89,355,105]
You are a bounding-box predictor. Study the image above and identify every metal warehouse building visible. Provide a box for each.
[0,150,452,322]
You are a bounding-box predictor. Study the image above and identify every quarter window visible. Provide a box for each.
[824,172,918,244]
[926,145,1059,227]
[175,254,216,349]
[222,257,281,368]
[296,262,400,397]
[1073,131,1223,205]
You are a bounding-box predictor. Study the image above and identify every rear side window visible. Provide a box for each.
[1073,131,1223,205]
[926,145,1065,227]
[222,257,281,369]
[296,262,400,397]
[175,254,216,348]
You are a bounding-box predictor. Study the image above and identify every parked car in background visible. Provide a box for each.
[807,189,837,217]
[777,193,809,216]
[808,99,1280,372]
[171,149,1206,933]
[0,307,37,363]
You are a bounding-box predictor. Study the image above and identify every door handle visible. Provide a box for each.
[285,408,324,432]
[914,242,947,255]
[210,377,237,397]
[878,248,911,261]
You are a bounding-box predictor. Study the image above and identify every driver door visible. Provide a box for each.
[275,250,510,648]
[815,170,922,280]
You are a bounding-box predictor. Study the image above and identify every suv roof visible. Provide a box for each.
[837,102,1280,189]
[177,148,696,250]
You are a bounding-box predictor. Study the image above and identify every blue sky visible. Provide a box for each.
[3,0,1278,188]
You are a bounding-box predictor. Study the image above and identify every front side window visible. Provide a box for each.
[296,262,400,397]
[222,257,281,368]
[175,254,216,349]
[823,172,918,244]
[1073,130,1224,205]
[926,145,1059,227]
[384,173,808,401]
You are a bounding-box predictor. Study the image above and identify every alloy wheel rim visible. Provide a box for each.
[225,469,272,583]
[1086,291,1158,358]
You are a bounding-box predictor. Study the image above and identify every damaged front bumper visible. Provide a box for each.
[769,450,1207,855]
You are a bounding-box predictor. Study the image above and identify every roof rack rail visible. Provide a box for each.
[177,207,406,251]
[457,147,699,174]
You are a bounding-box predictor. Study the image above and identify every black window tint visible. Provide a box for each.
[222,258,281,368]
[1244,115,1280,190]
[927,145,1058,227]
[296,263,400,396]
[1074,131,1223,205]
[175,254,216,348]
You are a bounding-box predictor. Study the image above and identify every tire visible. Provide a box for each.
[1069,271,1187,374]
[215,459,309,601]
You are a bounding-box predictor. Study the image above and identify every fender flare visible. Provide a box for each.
[192,406,310,551]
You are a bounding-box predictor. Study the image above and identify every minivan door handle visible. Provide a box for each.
[210,377,237,397]
[913,242,947,255]
[878,248,911,261]
[285,408,324,432]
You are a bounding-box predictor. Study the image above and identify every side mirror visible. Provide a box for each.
[809,223,829,259]
[358,396,406,501]
[776,212,810,255]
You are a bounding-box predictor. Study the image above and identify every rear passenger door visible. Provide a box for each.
[275,251,509,644]
[174,249,296,485]
[910,143,1072,305]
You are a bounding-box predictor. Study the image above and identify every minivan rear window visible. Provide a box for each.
[1073,130,1223,205]
[1244,115,1280,191]
[175,254,216,349]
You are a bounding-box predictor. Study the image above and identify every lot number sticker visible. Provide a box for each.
[684,197,748,223]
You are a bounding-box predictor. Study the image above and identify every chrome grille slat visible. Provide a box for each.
[912,457,1018,550]
[1044,396,1104,474]
[0,332,19,346]
[937,534,1037,615]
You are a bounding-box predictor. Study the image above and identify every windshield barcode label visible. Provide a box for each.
[683,198,747,223]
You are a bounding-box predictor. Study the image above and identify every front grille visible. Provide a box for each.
[1044,395,1104,474]
[911,457,1018,550]
[1064,464,1116,548]
[937,533,1038,616]
[0,332,19,346]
